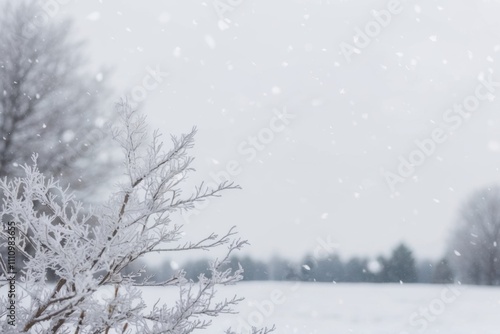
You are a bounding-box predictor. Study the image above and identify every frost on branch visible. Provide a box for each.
[0,101,274,334]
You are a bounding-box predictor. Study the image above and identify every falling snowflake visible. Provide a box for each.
[272,86,281,95]
[170,261,179,270]
[173,47,181,58]
[86,12,100,21]
[205,35,216,50]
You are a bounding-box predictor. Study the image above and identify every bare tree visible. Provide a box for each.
[0,1,114,199]
[0,102,274,333]
[449,185,500,285]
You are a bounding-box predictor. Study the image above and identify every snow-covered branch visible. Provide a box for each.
[0,101,273,334]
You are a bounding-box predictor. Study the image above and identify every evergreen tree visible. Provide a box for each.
[300,254,317,282]
[380,243,418,283]
[344,257,366,282]
[315,255,345,282]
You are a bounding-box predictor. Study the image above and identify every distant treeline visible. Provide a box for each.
[119,243,455,284]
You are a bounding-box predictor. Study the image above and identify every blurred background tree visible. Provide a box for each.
[378,243,418,283]
[0,0,115,200]
[449,185,500,285]
[432,258,454,284]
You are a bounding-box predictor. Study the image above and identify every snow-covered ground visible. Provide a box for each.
[3,282,499,332]
[139,282,500,334]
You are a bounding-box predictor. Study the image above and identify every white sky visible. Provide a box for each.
[38,0,500,262]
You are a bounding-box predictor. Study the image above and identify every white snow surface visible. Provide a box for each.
[137,282,500,334]
[3,282,499,333]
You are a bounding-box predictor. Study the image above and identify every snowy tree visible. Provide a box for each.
[0,102,274,334]
[0,0,114,199]
[378,243,417,283]
[449,185,500,285]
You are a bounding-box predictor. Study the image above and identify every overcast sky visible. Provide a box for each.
[44,0,500,262]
